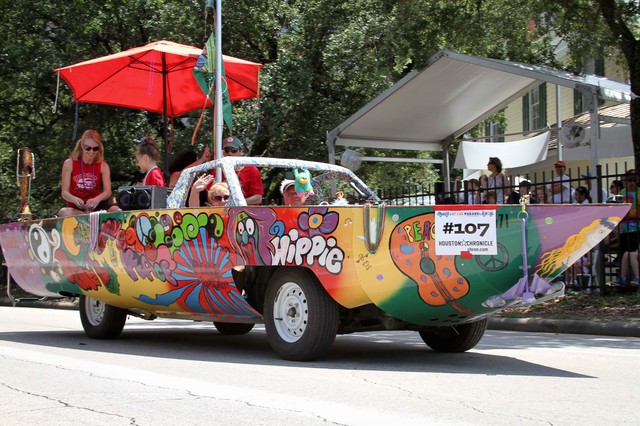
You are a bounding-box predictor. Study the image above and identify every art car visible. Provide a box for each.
[0,156,628,361]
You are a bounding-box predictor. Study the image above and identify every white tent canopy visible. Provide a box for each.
[454,131,550,169]
[326,50,633,190]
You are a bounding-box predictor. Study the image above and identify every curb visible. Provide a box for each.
[489,317,640,338]
[0,298,78,311]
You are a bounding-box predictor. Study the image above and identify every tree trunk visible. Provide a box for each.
[597,0,640,170]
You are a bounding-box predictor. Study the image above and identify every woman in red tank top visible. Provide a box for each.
[59,129,119,216]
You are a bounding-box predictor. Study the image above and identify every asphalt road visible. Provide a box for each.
[1,306,639,425]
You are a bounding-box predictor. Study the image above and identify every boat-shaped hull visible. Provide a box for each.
[0,203,626,325]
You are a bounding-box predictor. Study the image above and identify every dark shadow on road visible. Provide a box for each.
[0,318,605,378]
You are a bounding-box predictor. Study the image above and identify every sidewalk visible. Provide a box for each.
[2,297,640,338]
[488,317,640,338]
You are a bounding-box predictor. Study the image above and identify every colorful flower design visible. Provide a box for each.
[137,228,258,317]
[298,207,339,236]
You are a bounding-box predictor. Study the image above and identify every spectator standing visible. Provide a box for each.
[533,186,550,204]
[565,186,593,289]
[573,186,592,204]
[547,160,573,203]
[508,180,532,204]
[607,179,624,202]
[486,157,507,204]
[615,169,639,287]
[484,191,497,204]
[479,174,488,201]
[581,172,607,203]
[618,250,640,287]
[454,176,482,204]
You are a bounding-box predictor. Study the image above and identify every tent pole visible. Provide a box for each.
[443,140,452,193]
[556,84,563,161]
[589,89,600,202]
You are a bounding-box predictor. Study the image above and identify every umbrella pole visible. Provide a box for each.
[162,53,169,182]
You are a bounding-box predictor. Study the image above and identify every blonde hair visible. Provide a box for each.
[207,182,229,201]
[70,129,104,163]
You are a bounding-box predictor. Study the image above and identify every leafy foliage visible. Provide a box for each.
[0,0,637,218]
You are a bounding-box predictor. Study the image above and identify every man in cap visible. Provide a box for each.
[547,160,573,203]
[222,136,264,205]
[280,179,306,206]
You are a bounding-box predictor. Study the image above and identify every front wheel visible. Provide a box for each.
[264,268,339,361]
[79,295,128,339]
[419,318,488,352]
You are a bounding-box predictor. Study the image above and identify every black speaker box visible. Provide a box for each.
[117,186,167,211]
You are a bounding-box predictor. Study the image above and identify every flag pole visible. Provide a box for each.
[214,0,223,182]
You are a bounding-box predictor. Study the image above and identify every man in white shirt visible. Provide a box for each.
[547,160,573,203]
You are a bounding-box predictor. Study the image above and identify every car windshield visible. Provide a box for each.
[167,156,380,208]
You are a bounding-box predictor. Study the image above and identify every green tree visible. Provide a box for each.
[539,0,639,169]
[2,0,636,218]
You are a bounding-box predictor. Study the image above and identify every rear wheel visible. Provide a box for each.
[79,295,127,339]
[213,322,255,335]
[264,268,339,361]
[419,319,488,352]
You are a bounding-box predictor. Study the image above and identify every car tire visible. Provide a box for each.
[264,268,339,361]
[213,322,255,335]
[79,295,128,339]
[419,318,488,352]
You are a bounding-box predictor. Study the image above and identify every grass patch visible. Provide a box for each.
[498,290,640,321]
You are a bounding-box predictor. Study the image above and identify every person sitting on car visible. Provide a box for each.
[188,175,230,207]
[135,136,165,187]
[280,179,311,206]
[59,129,119,216]
[221,136,263,205]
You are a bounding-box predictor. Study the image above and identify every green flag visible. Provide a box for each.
[194,33,233,131]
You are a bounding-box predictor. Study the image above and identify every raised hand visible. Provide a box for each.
[192,174,214,192]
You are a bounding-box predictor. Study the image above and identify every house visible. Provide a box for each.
[491,51,634,189]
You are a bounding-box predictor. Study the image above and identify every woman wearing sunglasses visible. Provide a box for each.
[58,129,119,216]
[188,174,230,207]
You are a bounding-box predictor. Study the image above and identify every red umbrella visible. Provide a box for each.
[55,40,262,178]
[55,40,262,117]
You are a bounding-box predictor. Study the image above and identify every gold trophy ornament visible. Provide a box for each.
[17,147,35,221]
